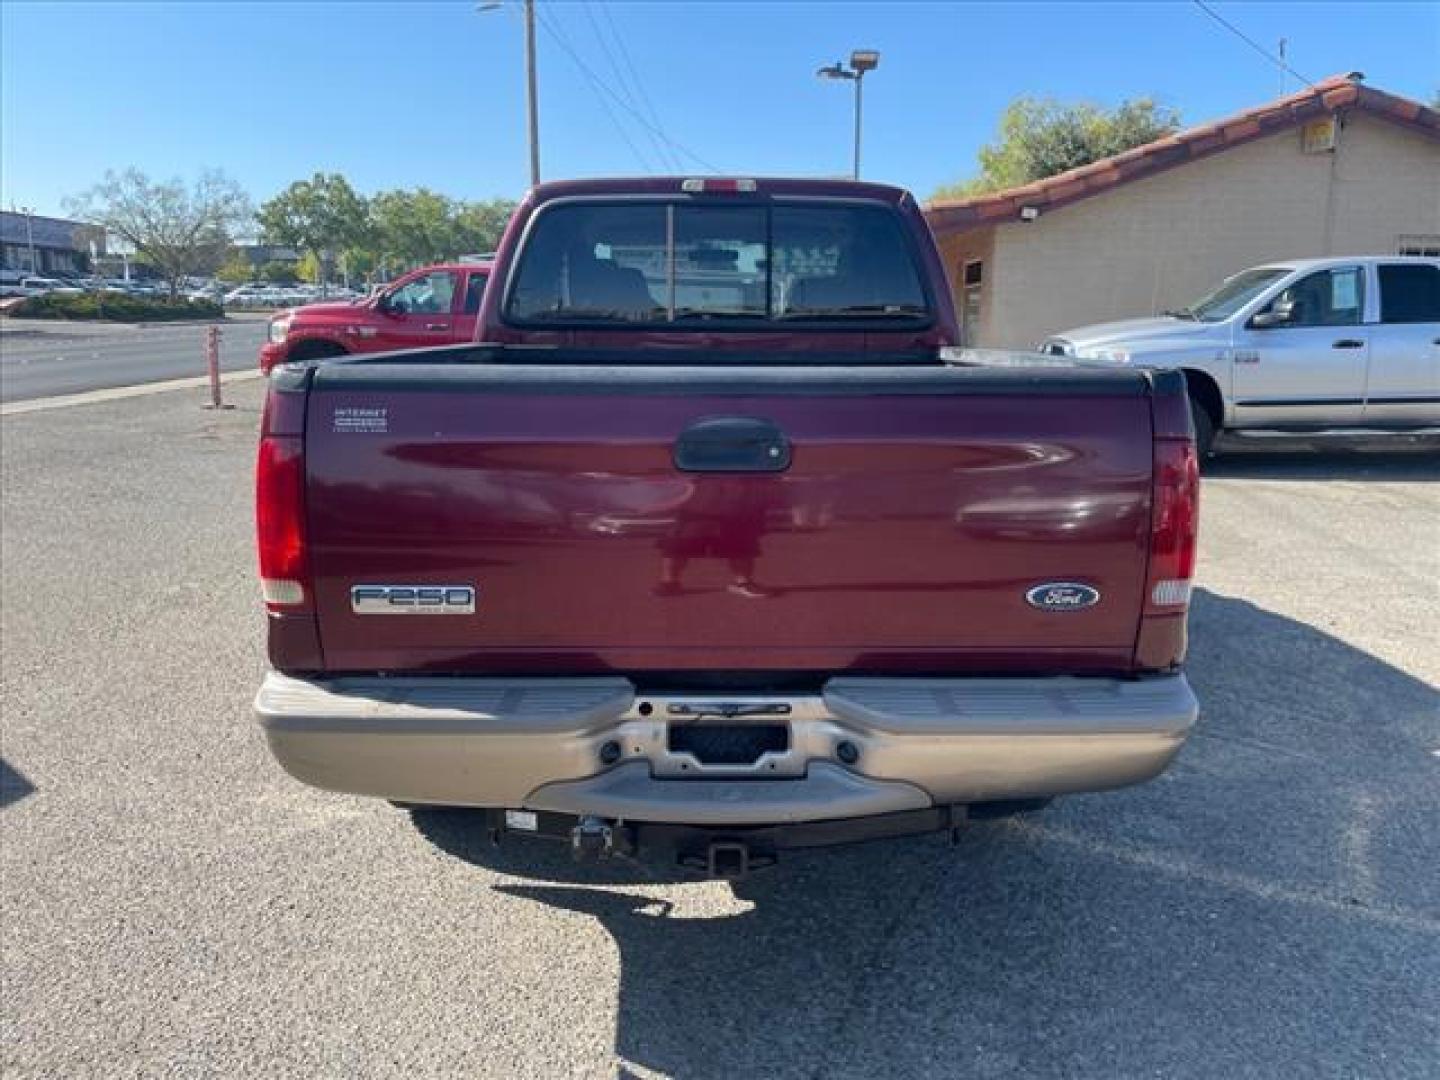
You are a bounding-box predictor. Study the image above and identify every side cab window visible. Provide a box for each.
[1253,267,1363,328]
[386,271,458,315]
[1377,264,1440,324]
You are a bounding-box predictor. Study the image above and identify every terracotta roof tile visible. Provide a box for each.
[975,200,1016,222]
[1047,178,1089,201]
[1189,130,1226,155]
[925,75,1438,236]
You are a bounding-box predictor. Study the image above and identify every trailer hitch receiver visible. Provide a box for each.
[570,815,615,861]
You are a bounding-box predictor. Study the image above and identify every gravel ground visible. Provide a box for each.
[2,382,1437,1078]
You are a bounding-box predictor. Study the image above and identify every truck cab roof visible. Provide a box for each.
[477,175,955,351]
[522,176,917,205]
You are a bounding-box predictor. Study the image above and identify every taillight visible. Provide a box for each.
[1146,437,1199,613]
[256,434,310,612]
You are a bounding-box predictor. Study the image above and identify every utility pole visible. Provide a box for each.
[479,1,541,188]
[524,0,540,187]
[1277,38,1288,97]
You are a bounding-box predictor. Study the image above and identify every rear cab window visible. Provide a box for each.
[463,272,489,314]
[504,199,931,329]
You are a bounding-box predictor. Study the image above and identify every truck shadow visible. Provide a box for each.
[0,758,36,809]
[1206,442,1440,481]
[410,588,1439,1079]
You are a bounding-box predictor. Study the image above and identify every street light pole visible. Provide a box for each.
[852,75,863,181]
[817,50,879,180]
[20,205,37,273]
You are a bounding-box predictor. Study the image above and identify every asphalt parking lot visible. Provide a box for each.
[2,381,1437,1078]
[0,316,267,403]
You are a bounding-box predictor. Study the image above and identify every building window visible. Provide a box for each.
[960,259,983,345]
[1396,235,1440,257]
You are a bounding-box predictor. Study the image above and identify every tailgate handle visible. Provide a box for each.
[674,417,792,473]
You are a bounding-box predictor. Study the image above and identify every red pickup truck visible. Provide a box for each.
[254,177,1199,876]
[258,261,491,373]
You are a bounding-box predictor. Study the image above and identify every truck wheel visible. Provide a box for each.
[1189,397,1217,459]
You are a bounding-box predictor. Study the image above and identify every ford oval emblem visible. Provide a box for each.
[1025,582,1100,612]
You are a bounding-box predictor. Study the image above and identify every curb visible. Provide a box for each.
[2,370,265,417]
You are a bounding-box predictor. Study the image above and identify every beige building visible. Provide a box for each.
[924,74,1440,349]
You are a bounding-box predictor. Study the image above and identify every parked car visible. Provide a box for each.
[252,177,1201,877]
[223,284,275,307]
[1042,256,1440,454]
[0,270,34,298]
[20,276,84,295]
[258,262,491,372]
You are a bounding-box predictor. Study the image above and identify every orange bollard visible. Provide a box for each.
[204,325,229,409]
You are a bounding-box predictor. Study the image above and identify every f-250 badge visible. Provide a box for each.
[351,585,475,614]
[1025,583,1100,611]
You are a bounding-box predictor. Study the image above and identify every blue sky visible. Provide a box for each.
[2,1,1435,218]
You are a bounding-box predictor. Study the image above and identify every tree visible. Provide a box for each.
[65,168,253,297]
[257,173,369,287]
[453,199,517,257]
[70,224,106,271]
[293,251,323,284]
[364,191,516,272]
[933,97,1180,200]
[368,188,457,269]
[260,260,298,285]
[339,245,379,285]
[215,249,254,285]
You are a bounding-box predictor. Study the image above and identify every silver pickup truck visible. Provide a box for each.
[1042,256,1440,455]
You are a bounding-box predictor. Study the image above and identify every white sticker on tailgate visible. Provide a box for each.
[333,406,388,434]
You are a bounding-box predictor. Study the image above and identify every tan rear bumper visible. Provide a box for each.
[256,673,1197,824]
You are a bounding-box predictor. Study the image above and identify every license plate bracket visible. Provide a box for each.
[667,723,789,766]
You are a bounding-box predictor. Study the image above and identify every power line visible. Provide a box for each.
[580,1,682,172]
[591,1,686,173]
[535,4,657,174]
[1191,0,1316,90]
[534,4,722,174]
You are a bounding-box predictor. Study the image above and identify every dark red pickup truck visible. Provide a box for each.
[254,177,1199,875]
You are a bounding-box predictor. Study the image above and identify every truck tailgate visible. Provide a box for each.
[303,364,1155,675]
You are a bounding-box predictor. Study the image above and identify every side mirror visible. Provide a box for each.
[1250,300,1295,329]
[375,293,400,316]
